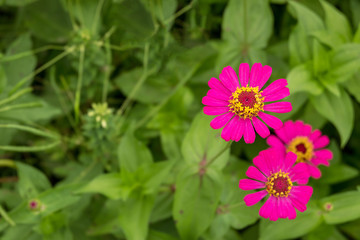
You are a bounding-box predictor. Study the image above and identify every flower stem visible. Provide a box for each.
[0,205,15,226]
[207,141,232,167]
[0,159,16,168]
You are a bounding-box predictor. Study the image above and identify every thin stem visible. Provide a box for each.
[0,88,32,107]
[0,102,42,113]
[0,159,16,168]
[164,0,195,25]
[67,0,79,31]
[0,205,15,227]
[92,0,105,34]
[9,47,75,96]
[102,39,111,102]
[206,141,232,167]
[0,45,65,63]
[74,45,85,123]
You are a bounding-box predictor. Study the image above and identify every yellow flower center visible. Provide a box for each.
[287,136,314,163]
[228,86,264,119]
[266,169,293,197]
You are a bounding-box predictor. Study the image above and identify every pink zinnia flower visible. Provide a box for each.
[202,63,292,143]
[239,149,313,221]
[266,120,333,179]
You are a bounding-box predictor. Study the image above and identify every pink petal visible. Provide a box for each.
[238,179,265,190]
[221,116,237,141]
[210,112,234,129]
[283,152,297,172]
[307,164,322,179]
[259,196,277,220]
[202,96,228,107]
[264,102,292,113]
[208,77,231,94]
[309,129,322,142]
[246,166,267,182]
[257,65,272,90]
[274,120,294,143]
[269,198,280,221]
[206,89,230,101]
[233,117,245,142]
[263,88,290,102]
[279,197,297,220]
[253,155,270,177]
[301,122,312,136]
[315,149,333,160]
[258,112,283,129]
[203,106,229,116]
[261,148,282,173]
[249,63,263,88]
[266,135,286,152]
[262,78,288,96]
[290,185,313,205]
[244,118,255,144]
[239,63,250,87]
[311,157,330,167]
[219,66,240,92]
[289,197,307,212]
[243,190,268,206]
[313,135,330,149]
[252,117,270,138]
[289,162,310,184]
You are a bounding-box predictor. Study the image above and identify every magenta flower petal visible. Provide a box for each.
[203,106,228,115]
[315,149,333,161]
[221,116,237,141]
[258,112,283,129]
[239,179,265,190]
[309,129,322,142]
[289,162,309,184]
[264,102,292,113]
[246,166,267,182]
[219,66,240,92]
[249,63,263,87]
[233,117,245,141]
[257,65,272,90]
[244,118,255,144]
[266,135,286,152]
[283,152,297,172]
[259,196,276,219]
[243,190,268,206]
[291,186,313,205]
[313,135,330,149]
[289,196,307,212]
[311,157,330,167]
[239,63,250,87]
[210,112,233,129]
[208,77,231,94]
[252,117,270,138]
[262,78,288,96]
[202,96,228,107]
[263,88,290,102]
[279,197,297,220]
[253,155,271,176]
[307,164,322,179]
[206,89,230,101]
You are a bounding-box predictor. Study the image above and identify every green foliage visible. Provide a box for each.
[0,0,360,239]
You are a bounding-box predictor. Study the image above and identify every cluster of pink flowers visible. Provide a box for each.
[203,63,333,221]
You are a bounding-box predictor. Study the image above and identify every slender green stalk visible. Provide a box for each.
[92,0,105,34]
[0,102,42,113]
[206,141,232,167]
[0,124,59,139]
[0,140,61,152]
[0,159,16,168]
[9,47,75,96]
[164,0,195,24]
[0,45,65,63]
[74,45,85,123]
[102,39,111,102]
[0,88,32,107]
[67,0,79,31]
[0,205,15,227]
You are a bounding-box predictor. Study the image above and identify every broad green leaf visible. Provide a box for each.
[339,218,360,239]
[311,88,354,147]
[350,0,360,27]
[118,131,153,172]
[143,161,175,195]
[313,39,330,76]
[354,24,360,43]
[1,225,40,240]
[16,162,52,199]
[149,192,173,223]
[301,102,327,130]
[181,112,230,170]
[259,205,322,240]
[24,0,73,43]
[173,168,222,240]
[1,0,37,6]
[1,33,36,88]
[222,0,273,48]
[147,229,178,240]
[320,191,360,224]
[320,0,352,44]
[118,192,155,240]
[305,224,347,240]
[289,25,312,66]
[287,63,323,95]
[319,164,358,184]
[344,73,360,103]
[0,64,7,93]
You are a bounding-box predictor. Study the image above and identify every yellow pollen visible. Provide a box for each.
[266,169,292,198]
[287,136,314,163]
[228,86,264,119]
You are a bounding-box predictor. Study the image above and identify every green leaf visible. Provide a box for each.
[319,0,352,44]
[118,192,155,240]
[143,161,175,195]
[24,0,73,43]
[319,164,358,184]
[344,73,360,103]
[313,39,330,76]
[181,112,230,170]
[289,25,312,66]
[320,191,360,224]
[222,0,273,48]
[173,168,222,240]
[16,162,52,199]
[259,205,322,240]
[287,63,323,95]
[0,64,7,93]
[311,88,354,147]
[305,224,347,240]
[148,229,178,240]
[118,131,153,172]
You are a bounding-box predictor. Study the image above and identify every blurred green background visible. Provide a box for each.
[0,0,360,239]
